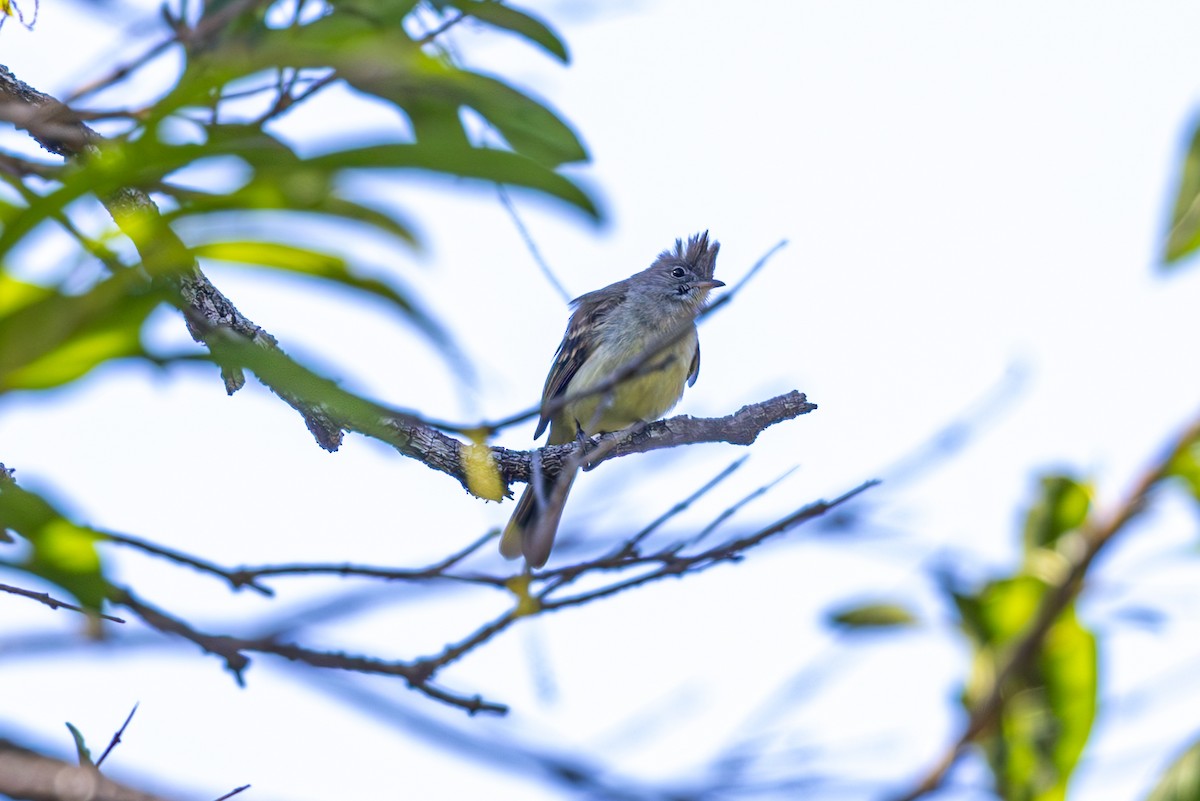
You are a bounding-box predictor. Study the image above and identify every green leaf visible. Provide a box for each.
[1023,475,1091,552]
[0,273,55,316]
[973,575,1046,645]
[452,1,569,62]
[1040,607,1097,800]
[957,576,1097,801]
[327,0,421,26]
[399,67,586,166]
[0,272,161,393]
[65,722,94,767]
[0,483,111,612]
[1145,738,1200,801]
[828,601,918,630]
[165,179,419,248]
[193,240,434,327]
[201,331,399,442]
[1168,434,1200,509]
[305,143,597,217]
[244,21,587,166]
[1164,121,1200,266]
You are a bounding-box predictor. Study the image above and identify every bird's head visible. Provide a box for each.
[643,231,725,309]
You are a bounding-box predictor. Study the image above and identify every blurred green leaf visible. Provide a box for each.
[0,136,222,262]
[328,0,421,26]
[65,722,94,767]
[1168,435,1200,509]
[451,1,569,63]
[1164,121,1200,266]
[1024,475,1091,552]
[194,239,435,325]
[201,329,400,442]
[305,143,597,216]
[958,575,1097,801]
[828,601,918,630]
[388,66,585,166]
[1041,607,1097,799]
[0,273,55,315]
[972,575,1045,645]
[1145,738,1200,801]
[0,482,111,612]
[165,177,418,248]
[199,20,587,166]
[0,272,161,393]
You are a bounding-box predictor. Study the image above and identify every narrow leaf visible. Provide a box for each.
[0,272,161,393]
[65,722,94,767]
[828,601,918,630]
[193,240,453,355]
[1164,121,1200,266]
[1145,738,1200,801]
[0,273,54,315]
[453,0,568,62]
[1168,434,1200,510]
[306,143,597,217]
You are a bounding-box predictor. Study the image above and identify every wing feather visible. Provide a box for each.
[533,286,627,439]
[687,343,701,387]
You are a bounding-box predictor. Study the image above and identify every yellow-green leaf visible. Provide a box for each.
[1024,475,1091,553]
[1164,122,1200,266]
[0,272,160,393]
[1168,434,1200,509]
[828,601,918,630]
[0,482,111,612]
[1145,738,1200,801]
[0,273,54,315]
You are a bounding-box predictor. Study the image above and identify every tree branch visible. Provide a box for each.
[0,582,125,623]
[890,406,1200,801]
[0,63,349,447]
[111,587,507,715]
[0,738,179,801]
[376,390,816,495]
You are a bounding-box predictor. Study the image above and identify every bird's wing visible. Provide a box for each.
[687,342,701,387]
[534,287,627,439]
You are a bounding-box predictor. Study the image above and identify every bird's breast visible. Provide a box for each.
[550,327,698,444]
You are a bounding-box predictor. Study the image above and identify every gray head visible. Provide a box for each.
[633,231,724,311]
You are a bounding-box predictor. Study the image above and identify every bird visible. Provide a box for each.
[500,231,724,567]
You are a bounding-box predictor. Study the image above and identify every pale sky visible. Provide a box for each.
[3,2,1200,800]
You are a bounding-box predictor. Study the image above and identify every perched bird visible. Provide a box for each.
[501,232,724,567]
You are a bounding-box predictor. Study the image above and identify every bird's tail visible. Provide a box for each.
[500,471,577,568]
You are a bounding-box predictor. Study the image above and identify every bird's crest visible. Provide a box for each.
[657,230,720,280]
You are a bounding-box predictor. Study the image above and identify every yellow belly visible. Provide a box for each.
[549,332,695,445]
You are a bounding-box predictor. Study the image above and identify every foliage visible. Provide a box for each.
[3,2,1200,801]
[0,0,595,617]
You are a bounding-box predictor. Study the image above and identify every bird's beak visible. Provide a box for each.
[692,279,726,290]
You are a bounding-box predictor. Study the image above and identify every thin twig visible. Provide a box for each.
[113,586,507,714]
[101,532,274,596]
[229,532,503,587]
[410,479,877,678]
[0,582,125,623]
[497,183,572,302]
[94,703,138,768]
[676,464,800,551]
[416,9,468,45]
[623,456,749,552]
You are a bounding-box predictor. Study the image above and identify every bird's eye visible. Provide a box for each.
[670,267,687,278]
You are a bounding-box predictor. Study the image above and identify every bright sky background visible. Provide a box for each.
[4,2,1200,800]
